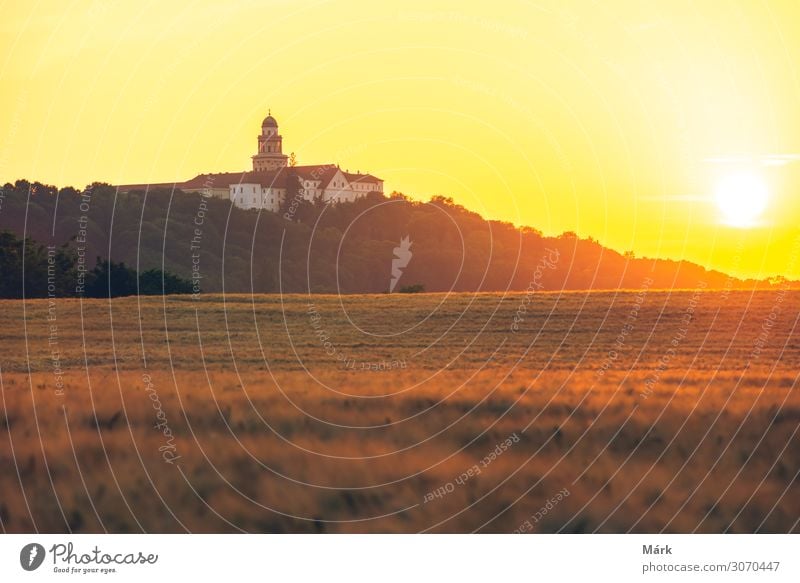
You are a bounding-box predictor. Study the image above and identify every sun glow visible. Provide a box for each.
[714,171,769,228]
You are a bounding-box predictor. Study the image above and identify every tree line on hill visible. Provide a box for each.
[0,231,193,298]
[0,178,788,297]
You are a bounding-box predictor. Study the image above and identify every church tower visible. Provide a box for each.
[252,111,288,171]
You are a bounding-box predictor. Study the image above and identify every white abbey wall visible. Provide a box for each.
[230,183,286,212]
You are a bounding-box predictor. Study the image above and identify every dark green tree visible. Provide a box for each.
[0,231,78,298]
[85,258,137,298]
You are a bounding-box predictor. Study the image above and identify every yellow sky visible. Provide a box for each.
[2,0,800,279]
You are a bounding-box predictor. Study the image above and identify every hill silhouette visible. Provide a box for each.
[0,179,787,295]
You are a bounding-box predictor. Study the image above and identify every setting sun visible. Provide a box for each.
[714,171,769,228]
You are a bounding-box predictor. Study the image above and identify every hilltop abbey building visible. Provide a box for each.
[119,112,383,212]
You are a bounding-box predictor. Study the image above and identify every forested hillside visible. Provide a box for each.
[0,179,784,295]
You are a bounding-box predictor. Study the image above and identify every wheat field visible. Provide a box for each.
[1,290,798,533]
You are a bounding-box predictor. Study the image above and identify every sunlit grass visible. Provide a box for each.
[1,291,798,533]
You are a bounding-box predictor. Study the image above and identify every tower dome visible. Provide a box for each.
[253,110,287,171]
[262,113,278,128]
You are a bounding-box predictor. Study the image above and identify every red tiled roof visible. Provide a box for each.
[117,172,248,192]
[180,172,249,189]
[344,171,383,183]
[232,169,290,189]
[291,164,335,181]
[118,166,382,193]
